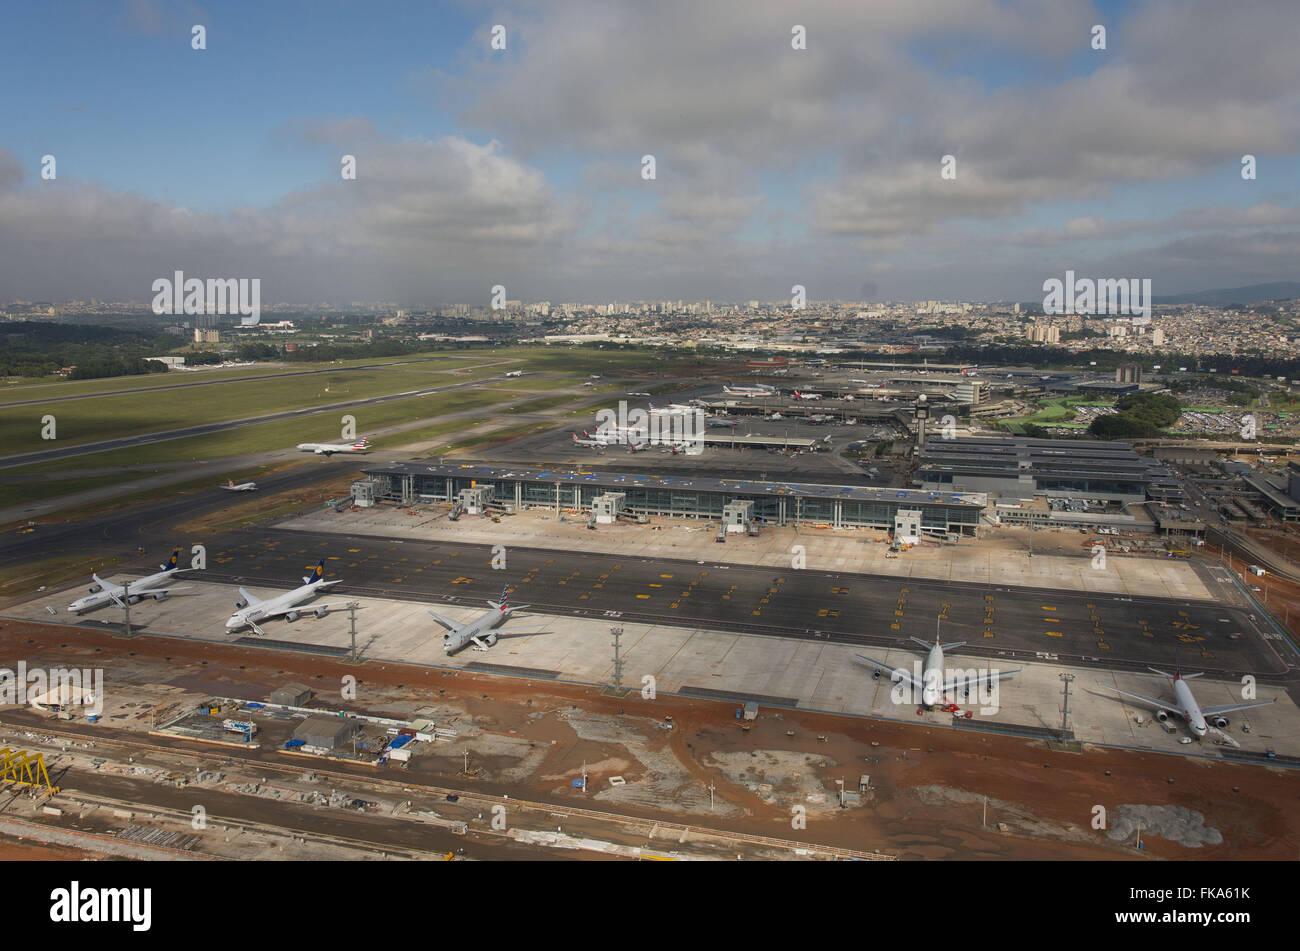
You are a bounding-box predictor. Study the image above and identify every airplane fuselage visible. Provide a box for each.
[1172,677,1208,736]
[68,567,179,614]
[443,606,513,654]
[226,583,331,631]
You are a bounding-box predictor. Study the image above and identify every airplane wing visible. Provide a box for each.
[238,587,263,607]
[256,600,354,621]
[107,584,191,608]
[941,667,1020,692]
[853,654,920,688]
[427,609,463,632]
[1201,698,1277,717]
[1096,683,1178,716]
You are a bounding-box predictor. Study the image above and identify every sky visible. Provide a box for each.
[1,0,1298,306]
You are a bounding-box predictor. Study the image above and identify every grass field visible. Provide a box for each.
[0,344,698,456]
[4,382,568,476]
[0,553,127,598]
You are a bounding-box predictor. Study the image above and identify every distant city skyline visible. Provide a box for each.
[2,0,1299,306]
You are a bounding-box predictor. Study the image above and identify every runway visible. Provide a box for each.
[0,375,502,470]
[193,526,1286,678]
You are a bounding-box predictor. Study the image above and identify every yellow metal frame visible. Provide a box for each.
[0,748,59,796]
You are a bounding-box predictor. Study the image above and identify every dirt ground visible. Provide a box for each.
[1,616,1295,861]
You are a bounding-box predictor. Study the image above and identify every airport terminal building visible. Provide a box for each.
[357,462,986,535]
[915,436,1158,503]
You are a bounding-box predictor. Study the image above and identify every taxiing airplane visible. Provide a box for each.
[505,370,523,377]
[296,436,371,456]
[428,585,546,654]
[1096,657,1275,741]
[707,418,739,428]
[853,623,1019,708]
[793,389,824,401]
[225,561,352,636]
[68,549,194,615]
[722,381,775,397]
[222,478,257,491]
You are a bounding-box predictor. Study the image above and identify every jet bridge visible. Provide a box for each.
[457,485,494,516]
[722,499,758,535]
[592,492,627,525]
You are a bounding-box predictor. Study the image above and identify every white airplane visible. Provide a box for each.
[723,381,775,397]
[296,436,371,455]
[853,624,1019,708]
[707,418,738,428]
[1096,659,1276,741]
[628,391,651,397]
[572,432,609,449]
[68,549,193,615]
[505,370,523,377]
[793,389,824,401]
[428,585,547,654]
[648,401,692,416]
[225,560,353,636]
[221,478,257,491]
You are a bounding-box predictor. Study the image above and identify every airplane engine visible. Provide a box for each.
[1212,716,1230,729]
[1155,709,1170,722]
[88,584,102,594]
[484,633,499,647]
[127,595,142,605]
[235,599,248,609]
[151,592,167,602]
[313,606,328,619]
[285,611,300,623]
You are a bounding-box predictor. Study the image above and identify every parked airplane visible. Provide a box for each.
[628,391,651,397]
[225,561,352,635]
[296,436,371,455]
[723,381,775,397]
[852,623,1019,708]
[428,585,546,654]
[648,401,692,416]
[572,432,609,449]
[1096,658,1275,741]
[505,369,523,377]
[68,549,193,615]
[707,418,739,428]
[793,389,824,400]
[221,478,257,491]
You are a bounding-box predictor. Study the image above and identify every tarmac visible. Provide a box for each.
[11,576,1300,764]
[161,514,1291,676]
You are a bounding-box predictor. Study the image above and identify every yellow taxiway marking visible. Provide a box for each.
[1045,630,1063,637]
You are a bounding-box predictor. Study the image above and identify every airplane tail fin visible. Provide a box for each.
[305,560,325,585]
[227,478,235,487]
[1148,666,1175,680]
[162,548,181,572]
[908,636,933,650]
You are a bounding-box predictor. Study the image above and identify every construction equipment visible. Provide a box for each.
[0,747,59,797]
